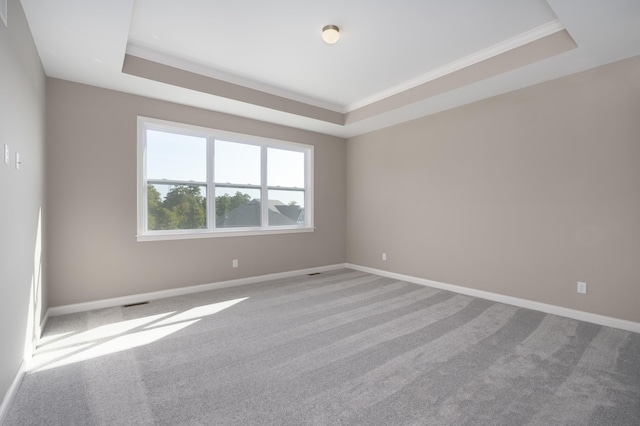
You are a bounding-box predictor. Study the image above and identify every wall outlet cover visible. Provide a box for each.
[577,281,587,294]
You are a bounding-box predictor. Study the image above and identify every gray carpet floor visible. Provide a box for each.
[4,269,640,425]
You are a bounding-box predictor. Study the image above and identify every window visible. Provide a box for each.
[137,117,313,241]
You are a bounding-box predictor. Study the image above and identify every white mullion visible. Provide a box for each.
[207,137,216,230]
[147,179,207,186]
[265,185,304,192]
[261,145,268,228]
[215,183,263,190]
[306,147,313,228]
[138,121,148,234]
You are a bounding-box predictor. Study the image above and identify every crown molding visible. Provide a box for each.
[125,19,567,127]
[345,19,566,112]
[125,44,345,113]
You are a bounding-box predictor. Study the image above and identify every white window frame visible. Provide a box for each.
[137,117,314,241]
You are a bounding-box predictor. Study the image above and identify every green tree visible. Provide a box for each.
[215,191,252,218]
[147,185,182,230]
[147,185,162,230]
[162,185,207,229]
[156,207,179,230]
[149,186,253,230]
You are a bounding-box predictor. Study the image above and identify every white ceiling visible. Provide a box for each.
[20,0,640,138]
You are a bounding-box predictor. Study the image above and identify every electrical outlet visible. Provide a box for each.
[232,259,238,268]
[382,253,387,261]
[577,281,587,294]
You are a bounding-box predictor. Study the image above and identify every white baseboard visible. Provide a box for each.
[46,263,348,317]
[347,263,640,334]
[0,361,26,424]
[44,262,640,334]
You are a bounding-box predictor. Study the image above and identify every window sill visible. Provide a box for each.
[137,226,315,242]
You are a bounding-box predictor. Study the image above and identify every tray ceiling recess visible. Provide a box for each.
[21,0,640,137]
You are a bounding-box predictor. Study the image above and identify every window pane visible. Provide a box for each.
[215,140,261,185]
[215,187,261,228]
[147,130,206,182]
[147,183,207,230]
[268,189,305,226]
[267,148,304,188]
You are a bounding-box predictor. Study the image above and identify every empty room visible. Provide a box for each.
[1,0,639,424]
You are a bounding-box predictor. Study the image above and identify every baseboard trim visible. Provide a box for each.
[47,263,348,317]
[45,262,640,333]
[346,263,640,334]
[0,360,26,424]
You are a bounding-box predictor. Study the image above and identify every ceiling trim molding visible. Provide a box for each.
[125,19,565,117]
[122,54,345,126]
[345,29,577,126]
[345,19,566,112]
[125,44,345,113]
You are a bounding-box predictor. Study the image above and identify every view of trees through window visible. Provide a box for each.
[139,118,312,238]
[147,185,257,230]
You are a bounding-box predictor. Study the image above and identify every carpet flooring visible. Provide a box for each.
[4,269,640,425]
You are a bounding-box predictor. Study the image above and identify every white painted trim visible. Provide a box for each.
[0,361,25,424]
[127,20,566,117]
[47,261,638,332]
[346,19,566,112]
[346,264,640,334]
[47,264,348,317]
[137,116,315,241]
[137,225,315,242]
[126,45,345,113]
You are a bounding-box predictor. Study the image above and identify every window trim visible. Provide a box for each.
[137,117,314,242]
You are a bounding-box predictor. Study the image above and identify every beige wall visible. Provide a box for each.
[46,79,346,306]
[347,56,640,323]
[0,0,46,408]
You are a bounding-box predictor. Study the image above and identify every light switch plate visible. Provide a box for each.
[15,152,20,170]
[3,144,8,164]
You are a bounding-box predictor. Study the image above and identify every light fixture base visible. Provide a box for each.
[322,25,340,44]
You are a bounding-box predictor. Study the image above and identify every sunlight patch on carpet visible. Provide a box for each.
[29,297,248,372]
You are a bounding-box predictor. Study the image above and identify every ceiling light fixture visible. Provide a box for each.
[322,25,340,44]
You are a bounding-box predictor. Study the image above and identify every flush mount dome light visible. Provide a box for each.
[322,25,340,44]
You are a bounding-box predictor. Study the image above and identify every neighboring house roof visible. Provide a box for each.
[216,200,302,227]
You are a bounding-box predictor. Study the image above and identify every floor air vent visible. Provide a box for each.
[123,301,149,308]
[308,272,321,276]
